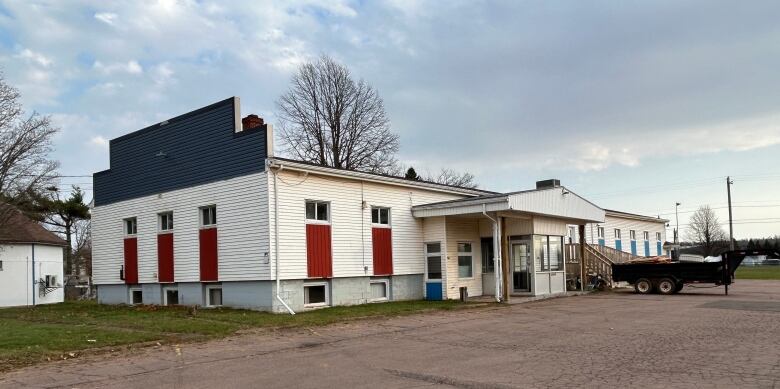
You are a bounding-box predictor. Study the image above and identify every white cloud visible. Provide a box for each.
[94,12,118,26]
[15,48,52,67]
[93,60,143,75]
[88,135,109,149]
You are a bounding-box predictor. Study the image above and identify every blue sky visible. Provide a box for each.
[0,0,779,239]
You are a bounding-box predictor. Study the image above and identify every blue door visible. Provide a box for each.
[630,240,637,255]
[598,238,605,247]
[644,241,650,256]
[615,239,622,251]
[426,282,443,300]
[657,241,662,255]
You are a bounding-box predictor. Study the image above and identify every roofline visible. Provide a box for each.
[605,209,670,223]
[0,239,68,247]
[266,157,495,196]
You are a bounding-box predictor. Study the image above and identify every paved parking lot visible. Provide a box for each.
[2,280,779,388]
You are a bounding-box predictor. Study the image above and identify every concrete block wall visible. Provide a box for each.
[332,276,371,306]
[391,274,424,300]
[224,281,273,310]
[97,284,127,304]
[177,283,205,306]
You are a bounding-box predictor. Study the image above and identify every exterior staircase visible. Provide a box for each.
[565,243,642,289]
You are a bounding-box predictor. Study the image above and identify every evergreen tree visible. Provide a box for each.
[746,239,755,249]
[405,167,420,181]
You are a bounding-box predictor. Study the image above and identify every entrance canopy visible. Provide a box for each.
[412,186,605,224]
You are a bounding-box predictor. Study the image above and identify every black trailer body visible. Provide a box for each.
[611,250,777,295]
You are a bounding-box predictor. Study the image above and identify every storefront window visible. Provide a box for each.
[534,235,564,272]
[549,236,563,271]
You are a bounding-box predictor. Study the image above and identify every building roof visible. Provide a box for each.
[0,204,68,247]
[411,186,606,223]
[604,209,669,224]
[267,157,495,197]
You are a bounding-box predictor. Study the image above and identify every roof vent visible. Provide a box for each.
[536,179,560,190]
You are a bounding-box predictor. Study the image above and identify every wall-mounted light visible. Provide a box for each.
[561,188,570,195]
[156,151,167,158]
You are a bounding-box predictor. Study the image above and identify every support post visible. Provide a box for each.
[727,176,734,251]
[501,217,510,302]
[579,225,586,292]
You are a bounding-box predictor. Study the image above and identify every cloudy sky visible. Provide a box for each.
[1,0,779,239]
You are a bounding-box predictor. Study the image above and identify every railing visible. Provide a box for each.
[590,244,641,264]
[565,243,616,288]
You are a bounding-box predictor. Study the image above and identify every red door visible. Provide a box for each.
[123,237,138,284]
[306,224,332,278]
[372,228,393,275]
[157,233,174,283]
[199,228,218,281]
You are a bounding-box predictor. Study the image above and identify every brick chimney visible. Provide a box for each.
[242,114,264,130]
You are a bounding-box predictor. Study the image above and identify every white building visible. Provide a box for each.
[568,209,668,258]
[91,98,663,312]
[0,205,66,307]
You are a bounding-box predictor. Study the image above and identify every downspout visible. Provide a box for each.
[483,205,502,302]
[270,161,295,315]
[31,243,36,306]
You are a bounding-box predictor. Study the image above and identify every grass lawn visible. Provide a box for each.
[0,299,485,371]
[735,265,780,280]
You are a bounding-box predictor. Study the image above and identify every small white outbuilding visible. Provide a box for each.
[0,204,66,307]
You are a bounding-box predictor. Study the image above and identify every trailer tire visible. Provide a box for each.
[674,282,684,293]
[657,278,676,295]
[635,278,653,294]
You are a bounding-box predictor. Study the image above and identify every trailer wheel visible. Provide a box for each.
[657,278,676,295]
[635,278,653,294]
[674,282,684,293]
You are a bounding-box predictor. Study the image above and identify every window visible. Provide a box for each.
[371,207,390,226]
[206,286,223,307]
[480,237,495,273]
[305,200,329,222]
[548,236,563,271]
[614,229,621,239]
[164,288,179,305]
[44,275,57,287]
[535,236,563,272]
[457,242,473,278]
[130,289,143,305]
[124,217,137,235]
[159,212,173,232]
[643,231,649,241]
[597,227,605,238]
[200,205,217,227]
[304,283,329,307]
[370,280,389,301]
[656,232,662,241]
[0,260,3,271]
[425,243,442,280]
[630,230,636,240]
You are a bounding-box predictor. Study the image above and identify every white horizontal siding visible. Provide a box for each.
[268,170,465,280]
[576,214,667,256]
[92,172,270,285]
[444,217,483,298]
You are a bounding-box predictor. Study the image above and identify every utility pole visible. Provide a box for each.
[675,202,681,244]
[727,176,734,250]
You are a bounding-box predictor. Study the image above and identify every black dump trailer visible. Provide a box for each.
[612,250,778,295]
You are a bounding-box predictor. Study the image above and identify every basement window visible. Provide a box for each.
[164,288,179,305]
[303,282,329,307]
[206,286,223,307]
[370,280,389,301]
[130,289,143,305]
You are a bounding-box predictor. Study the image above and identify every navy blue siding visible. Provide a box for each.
[94,97,267,206]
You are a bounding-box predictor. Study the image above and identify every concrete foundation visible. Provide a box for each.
[95,273,425,313]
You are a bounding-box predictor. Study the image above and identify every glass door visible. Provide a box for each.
[512,243,531,292]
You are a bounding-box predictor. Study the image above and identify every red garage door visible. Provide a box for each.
[199,228,218,281]
[306,224,332,278]
[372,228,393,275]
[123,237,138,284]
[157,233,174,283]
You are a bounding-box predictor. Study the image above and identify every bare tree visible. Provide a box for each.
[425,168,477,189]
[72,218,92,277]
[685,205,728,256]
[0,72,59,222]
[276,55,399,174]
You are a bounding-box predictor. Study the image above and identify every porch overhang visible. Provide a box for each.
[411,186,605,224]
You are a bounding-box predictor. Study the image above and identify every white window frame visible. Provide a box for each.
[614,229,621,239]
[371,206,391,227]
[597,227,605,238]
[163,286,179,306]
[656,232,662,241]
[124,217,138,236]
[303,281,330,308]
[643,231,649,241]
[205,285,223,307]
[129,287,143,305]
[199,205,217,228]
[425,242,443,281]
[630,230,636,240]
[158,211,174,232]
[457,241,474,279]
[305,200,331,224]
[369,279,390,302]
